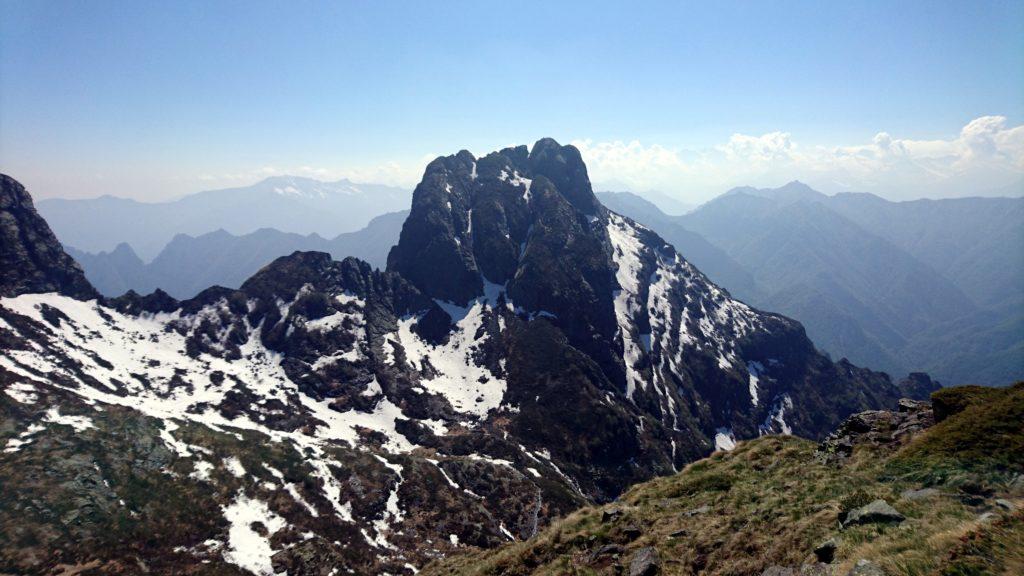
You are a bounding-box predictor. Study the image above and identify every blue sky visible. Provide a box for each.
[2,0,1022,202]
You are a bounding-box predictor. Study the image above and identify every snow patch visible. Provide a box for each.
[43,406,94,432]
[714,427,736,451]
[221,492,287,575]
[392,297,506,419]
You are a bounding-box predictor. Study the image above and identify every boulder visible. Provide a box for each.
[843,500,905,527]
[814,537,838,563]
[900,488,939,501]
[994,498,1016,512]
[587,544,623,564]
[683,504,711,517]
[628,546,660,576]
[621,525,643,540]
[601,508,624,523]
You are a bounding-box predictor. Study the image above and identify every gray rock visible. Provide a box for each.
[761,567,796,576]
[995,498,1016,511]
[587,544,623,564]
[846,559,885,576]
[843,500,905,527]
[800,563,833,576]
[601,508,623,523]
[814,537,838,563]
[628,546,660,576]
[900,488,940,501]
[684,504,711,517]
[621,524,643,540]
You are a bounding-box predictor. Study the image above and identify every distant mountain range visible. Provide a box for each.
[37,176,410,260]
[600,182,1024,387]
[60,179,1022,387]
[67,210,407,299]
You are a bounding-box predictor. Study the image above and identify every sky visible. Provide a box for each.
[1,1,1022,203]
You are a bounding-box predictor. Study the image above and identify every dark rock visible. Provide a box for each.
[628,546,660,576]
[621,524,642,540]
[817,401,934,465]
[0,174,98,299]
[896,373,940,401]
[959,494,986,507]
[107,288,180,315]
[587,543,624,564]
[843,500,905,527]
[814,537,837,563]
[601,508,624,523]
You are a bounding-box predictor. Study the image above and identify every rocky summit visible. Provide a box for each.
[0,141,936,575]
[0,174,97,300]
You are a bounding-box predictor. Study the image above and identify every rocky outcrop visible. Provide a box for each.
[386,139,910,494]
[897,372,940,400]
[628,546,660,576]
[0,174,97,299]
[816,398,934,465]
[842,500,905,527]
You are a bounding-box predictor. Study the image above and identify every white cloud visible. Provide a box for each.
[574,116,1024,202]
[717,131,797,166]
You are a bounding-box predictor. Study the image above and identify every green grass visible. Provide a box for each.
[423,384,1024,576]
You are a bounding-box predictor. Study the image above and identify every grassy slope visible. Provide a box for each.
[424,384,1024,576]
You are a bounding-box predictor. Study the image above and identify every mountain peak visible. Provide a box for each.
[721,181,826,204]
[0,174,98,299]
[387,138,603,306]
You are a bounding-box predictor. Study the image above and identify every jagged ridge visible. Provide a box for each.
[0,139,936,576]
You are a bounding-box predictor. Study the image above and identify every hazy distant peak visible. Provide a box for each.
[721,180,826,203]
[250,175,373,199]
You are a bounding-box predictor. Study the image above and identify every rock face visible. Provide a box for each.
[814,538,838,563]
[0,142,920,574]
[0,174,97,299]
[897,372,940,400]
[816,398,934,465]
[628,546,660,576]
[388,138,907,496]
